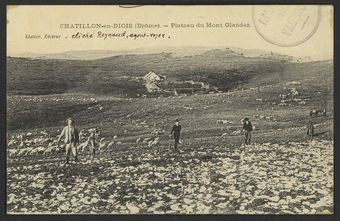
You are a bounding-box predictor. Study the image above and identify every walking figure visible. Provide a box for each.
[88,129,97,161]
[242,118,253,145]
[170,119,182,151]
[57,118,80,164]
[307,120,314,139]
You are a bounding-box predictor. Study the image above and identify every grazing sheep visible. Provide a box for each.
[106,136,118,149]
[287,81,301,85]
[17,134,24,141]
[29,148,39,156]
[79,130,85,138]
[17,148,31,157]
[41,138,52,144]
[279,94,287,99]
[136,138,142,144]
[98,138,107,150]
[41,131,49,137]
[30,146,45,155]
[43,145,57,155]
[221,133,228,137]
[151,129,165,136]
[217,120,229,124]
[17,142,25,149]
[148,140,153,147]
[148,137,160,147]
[55,146,63,154]
[106,141,115,149]
[8,140,17,147]
[184,106,193,110]
[47,140,58,147]
[8,149,19,158]
[77,140,90,152]
[143,137,153,144]
[231,130,241,135]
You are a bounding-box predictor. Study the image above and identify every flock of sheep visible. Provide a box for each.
[7,127,165,159]
[7,132,61,158]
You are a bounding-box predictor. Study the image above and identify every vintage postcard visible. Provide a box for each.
[6,5,333,214]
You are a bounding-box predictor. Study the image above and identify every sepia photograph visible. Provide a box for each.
[6,5,334,214]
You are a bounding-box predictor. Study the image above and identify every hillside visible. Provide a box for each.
[7,48,298,96]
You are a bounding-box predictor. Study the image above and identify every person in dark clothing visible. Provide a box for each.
[171,119,182,151]
[307,120,314,140]
[242,118,253,145]
[88,129,97,161]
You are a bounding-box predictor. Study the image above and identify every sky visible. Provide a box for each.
[7,5,333,60]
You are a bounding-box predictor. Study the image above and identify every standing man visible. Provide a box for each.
[170,119,182,151]
[242,118,253,145]
[88,129,97,162]
[57,118,80,164]
[307,120,315,140]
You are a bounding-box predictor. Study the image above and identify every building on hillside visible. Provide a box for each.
[145,82,161,93]
[143,71,164,83]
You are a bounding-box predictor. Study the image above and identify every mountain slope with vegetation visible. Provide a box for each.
[7,48,300,96]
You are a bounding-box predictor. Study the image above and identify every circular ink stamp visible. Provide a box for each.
[252,6,321,47]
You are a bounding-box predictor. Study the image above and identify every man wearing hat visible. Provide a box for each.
[57,118,80,163]
[170,119,182,151]
[306,120,314,140]
[242,118,253,145]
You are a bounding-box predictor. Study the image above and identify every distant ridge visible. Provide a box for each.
[9,46,297,61]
